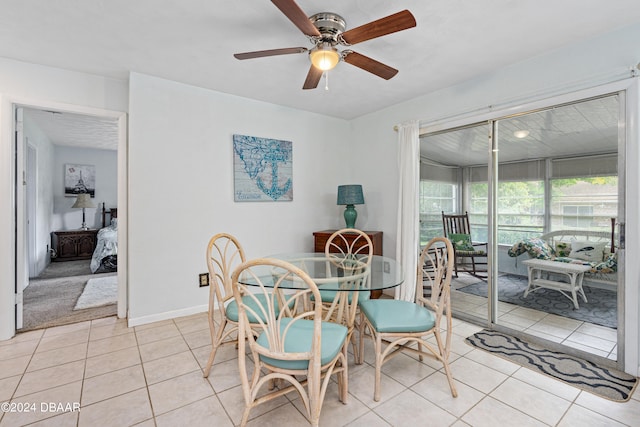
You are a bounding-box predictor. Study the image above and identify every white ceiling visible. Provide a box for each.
[3,1,640,150]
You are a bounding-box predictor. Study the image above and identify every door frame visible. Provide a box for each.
[419,78,639,375]
[2,96,128,338]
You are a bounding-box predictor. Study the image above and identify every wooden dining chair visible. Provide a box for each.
[358,236,458,401]
[203,233,266,378]
[441,211,487,278]
[232,258,349,427]
[322,228,373,363]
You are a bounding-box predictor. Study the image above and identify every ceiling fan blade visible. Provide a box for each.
[234,47,308,60]
[340,10,416,45]
[343,51,398,80]
[271,0,321,37]
[303,65,322,90]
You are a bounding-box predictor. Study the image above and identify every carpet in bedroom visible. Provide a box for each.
[21,262,117,331]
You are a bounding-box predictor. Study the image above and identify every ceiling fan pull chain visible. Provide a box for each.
[324,71,329,90]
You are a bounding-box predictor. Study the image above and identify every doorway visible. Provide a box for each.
[419,91,625,366]
[14,103,127,332]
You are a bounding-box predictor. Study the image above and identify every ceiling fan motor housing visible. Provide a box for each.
[309,13,346,44]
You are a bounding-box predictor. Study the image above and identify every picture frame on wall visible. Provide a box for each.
[232,134,293,202]
[64,164,96,197]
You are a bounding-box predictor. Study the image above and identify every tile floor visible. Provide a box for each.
[0,312,638,427]
[450,274,619,360]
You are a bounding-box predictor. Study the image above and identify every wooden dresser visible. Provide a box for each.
[51,229,98,262]
[312,229,383,298]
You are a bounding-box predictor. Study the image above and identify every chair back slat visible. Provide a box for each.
[442,211,472,237]
[416,237,454,315]
[206,233,247,314]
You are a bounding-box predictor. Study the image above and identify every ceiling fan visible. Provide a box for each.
[234,0,417,90]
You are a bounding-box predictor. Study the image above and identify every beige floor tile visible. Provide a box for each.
[448,358,507,394]
[374,389,457,427]
[133,319,174,332]
[138,335,189,362]
[206,356,250,393]
[143,350,200,384]
[216,384,289,425]
[182,328,212,349]
[42,321,91,338]
[565,331,616,352]
[379,352,436,387]
[86,332,137,357]
[463,348,520,375]
[135,323,181,345]
[0,375,21,402]
[27,342,88,372]
[84,346,141,378]
[1,381,82,426]
[0,329,43,346]
[173,313,209,335]
[511,367,580,401]
[26,410,79,427]
[155,396,233,427]
[291,384,369,427]
[78,388,153,426]
[148,370,214,415]
[345,411,392,427]
[245,401,310,427]
[0,355,30,380]
[411,371,484,417]
[81,364,146,406]
[575,322,617,342]
[558,404,627,426]
[346,364,405,408]
[574,389,640,425]
[461,396,547,427]
[89,319,132,341]
[36,329,89,353]
[14,360,85,397]
[490,377,571,425]
[0,340,39,361]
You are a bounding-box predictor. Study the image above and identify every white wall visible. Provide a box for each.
[52,146,117,231]
[350,23,640,375]
[127,73,353,324]
[0,57,128,339]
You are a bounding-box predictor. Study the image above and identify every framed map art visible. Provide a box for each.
[233,134,293,202]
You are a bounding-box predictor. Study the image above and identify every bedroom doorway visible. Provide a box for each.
[14,102,127,332]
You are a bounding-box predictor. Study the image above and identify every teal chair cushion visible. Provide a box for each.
[227,294,283,323]
[256,318,348,370]
[359,299,435,333]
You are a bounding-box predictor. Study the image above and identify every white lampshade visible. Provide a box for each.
[72,193,96,209]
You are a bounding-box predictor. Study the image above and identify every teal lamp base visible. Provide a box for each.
[343,204,358,228]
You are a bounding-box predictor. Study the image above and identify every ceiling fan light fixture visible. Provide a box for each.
[310,45,340,71]
[514,130,530,139]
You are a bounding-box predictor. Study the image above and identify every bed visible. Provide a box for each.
[91,204,118,273]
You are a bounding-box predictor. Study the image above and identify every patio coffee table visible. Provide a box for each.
[522,258,592,309]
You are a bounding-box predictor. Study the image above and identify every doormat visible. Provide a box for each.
[74,275,117,310]
[465,329,637,402]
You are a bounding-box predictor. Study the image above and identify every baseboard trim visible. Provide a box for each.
[127,304,208,328]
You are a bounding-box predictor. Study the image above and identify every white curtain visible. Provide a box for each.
[395,120,420,301]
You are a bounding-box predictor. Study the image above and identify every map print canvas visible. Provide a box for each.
[233,134,293,202]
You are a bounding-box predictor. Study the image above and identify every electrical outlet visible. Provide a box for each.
[383,261,390,274]
[199,273,210,287]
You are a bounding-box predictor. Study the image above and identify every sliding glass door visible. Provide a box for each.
[419,92,624,364]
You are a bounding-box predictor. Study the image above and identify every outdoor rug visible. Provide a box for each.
[457,274,617,328]
[74,275,118,310]
[466,329,638,402]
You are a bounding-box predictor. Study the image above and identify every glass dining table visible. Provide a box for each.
[238,253,404,363]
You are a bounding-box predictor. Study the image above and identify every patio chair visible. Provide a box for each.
[232,258,349,426]
[442,211,487,278]
[358,236,458,401]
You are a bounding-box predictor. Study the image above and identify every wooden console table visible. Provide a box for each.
[51,229,98,262]
[313,229,383,298]
[522,258,592,309]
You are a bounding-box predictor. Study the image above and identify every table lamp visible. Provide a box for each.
[72,193,96,230]
[337,184,364,228]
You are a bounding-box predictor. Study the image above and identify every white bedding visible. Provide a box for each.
[91,220,118,273]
